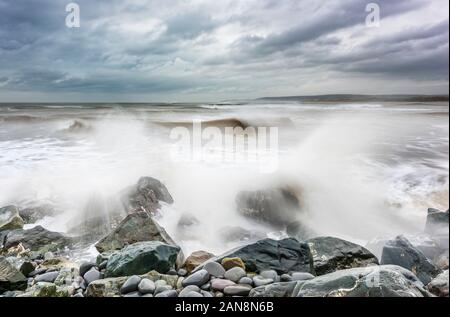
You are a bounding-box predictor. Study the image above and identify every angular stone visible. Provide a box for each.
[184,251,215,273]
[0,206,24,231]
[0,256,27,293]
[427,270,449,297]
[221,257,245,271]
[4,226,73,253]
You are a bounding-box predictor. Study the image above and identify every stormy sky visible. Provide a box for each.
[0,0,448,102]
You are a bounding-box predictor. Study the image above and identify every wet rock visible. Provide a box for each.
[138,278,155,294]
[427,270,449,297]
[221,257,246,271]
[0,256,27,293]
[0,206,24,231]
[198,238,314,275]
[182,269,210,287]
[105,241,180,278]
[236,188,301,228]
[184,251,215,273]
[120,275,142,294]
[204,262,226,278]
[250,282,297,297]
[381,235,441,285]
[95,212,177,253]
[425,208,449,235]
[122,177,174,214]
[3,226,73,254]
[293,265,432,297]
[286,221,314,241]
[307,236,379,275]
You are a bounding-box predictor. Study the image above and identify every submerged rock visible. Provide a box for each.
[307,237,379,275]
[236,188,301,228]
[0,206,24,232]
[293,265,432,297]
[0,256,27,293]
[427,270,449,297]
[105,241,180,278]
[381,235,441,285]
[95,212,177,253]
[122,177,174,214]
[197,238,314,275]
[3,226,73,254]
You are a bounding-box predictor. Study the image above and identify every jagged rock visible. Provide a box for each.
[250,282,297,297]
[381,235,441,285]
[196,238,314,275]
[0,256,27,293]
[0,206,24,231]
[18,204,57,224]
[427,270,449,297]
[425,208,449,235]
[236,188,301,228]
[122,177,174,214]
[183,251,215,273]
[293,265,432,297]
[3,226,73,254]
[95,212,177,253]
[307,237,379,275]
[105,241,180,278]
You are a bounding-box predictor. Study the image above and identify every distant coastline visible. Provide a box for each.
[256,94,450,103]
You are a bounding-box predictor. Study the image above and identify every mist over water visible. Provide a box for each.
[0,102,448,256]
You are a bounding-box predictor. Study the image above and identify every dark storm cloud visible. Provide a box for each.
[0,0,448,100]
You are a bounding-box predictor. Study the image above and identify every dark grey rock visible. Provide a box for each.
[120,275,142,294]
[35,271,59,283]
[307,236,379,275]
[381,235,442,285]
[182,269,210,287]
[250,282,297,297]
[223,285,252,296]
[138,279,155,294]
[155,285,173,294]
[123,291,141,297]
[0,256,27,293]
[19,261,36,277]
[83,268,101,285]
[426,208,449,235]
[79,262,96,278]
[280,274,292,282]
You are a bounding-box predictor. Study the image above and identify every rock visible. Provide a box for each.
[182,291,203,298]
[123,291,141,297]
[291,272,315,281]
[250,282,297,297]
[198,238,314,275]
[381,235,441,285]
[293,265,433,297]
[0,206,24,231]
[184,251,215,273]
[211,279,236,291]
[54,268,78,286]
[19,261,36,277]
[83,268,101,285]
[138,279,155,294]
[122,177,174,214]
[427,270,449,297]
[79,262,97,277]
[35,271,59,283]
[105,241,180,278]
[154,279,167,288]
[0,256,27,293]
[28,268,47,278]
[201,283,211,291]
[95,212,177,253]
[177,269,188,277]
[27,282,59,297]
[182,269,210,287]
[204,262,226,278]
[155,285,173,294]
[307,236,379,275]
[120,275,142,294]
[221,257,246,271]
[435,251,449,270]
[218,226,266,243]
[253,276,274,287]
[236,188,301,228]
[280,274,292,282]
[3,226,73,254]
[260,270,279,281]
[239,277,253,286]
[201,290,213,297]
[224,285,252,296]
[286,221,314,241]
[224,267,246,283]
[154,290,178,297]
[425,208,449,235]
[18,204,57,224]
[179,285,201,297]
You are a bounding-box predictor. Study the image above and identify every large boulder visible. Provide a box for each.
[425,208,449,235]
[86,271,178,297]
[0,256,27,293]
[3,226,73,254]
[122,177,174,214]
[292,265,432,297]
[250,282,297,297]
[0,206,24,232]
[105,241,180,278]
[307,237,379,275]
[197,238,314,275]
[427,270,449,297]
[236,188,301,228]
[381,236,441,285]
[95,212,177,253]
